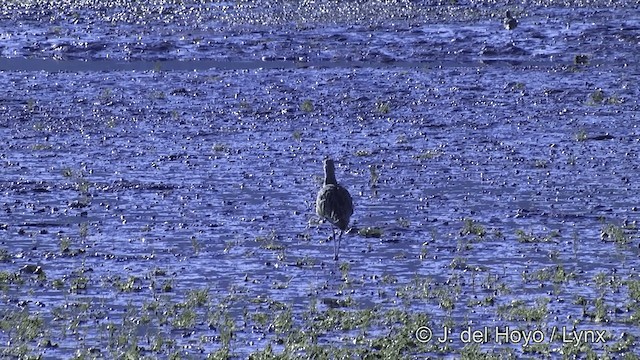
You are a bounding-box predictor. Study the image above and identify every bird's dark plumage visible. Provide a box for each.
[316,159,353,260]
[503,10,517,30]
[317,185,352,230]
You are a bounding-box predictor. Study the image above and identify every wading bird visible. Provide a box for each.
[316,159,353,261]
[503,10,518,30]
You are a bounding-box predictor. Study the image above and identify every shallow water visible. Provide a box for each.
[1,0,640,358]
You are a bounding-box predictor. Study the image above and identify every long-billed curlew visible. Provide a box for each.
[503,10,518,30]
[316,159,353,261]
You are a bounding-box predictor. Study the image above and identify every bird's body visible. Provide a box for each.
[503,10,517,30]
[317,184,352,230]
[316,159,353,260]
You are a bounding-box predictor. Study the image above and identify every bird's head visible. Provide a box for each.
[323,158,335,169]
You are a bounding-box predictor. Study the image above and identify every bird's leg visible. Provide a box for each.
[334,230,343,261]
[332,228,337,260]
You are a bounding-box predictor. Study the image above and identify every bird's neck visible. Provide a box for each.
[324,170,337,185]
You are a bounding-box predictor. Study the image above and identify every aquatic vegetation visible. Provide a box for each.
[294,255,316,268]
[574,54,589,65]
[61,167,74,178]
[607,333,635,353]
[0,248,10,262]
[99,88,112,101]
[292,129,302,141]
[256,230,285,251]
[59,236,71,253]
[300,99,314,112]
[358,227,383,238]
[113,276,142,292]
[173,307,197,329]
[31,143,52,150]
[0,271,22,291]
[414,148,444,160]
[497,298,549,322]
[375,101,390,114]
[575,129,588,142]
[459,218,486,238]
[25,98,36,112]
[0,310,44,345]
[593,271,623,292]
[191,235,202,255]
[600,223,631,245]
[106,117,118,128]
[534,159,547,168]
[459,344,508,359]
[51,278,64,289]
[151,90,166,99]
[515,229,559,243]
[438,292,455,311]
[626,279,640,302]
[212,143,229,152]
[396,217,410,228]
[79,222,89,239]
[223,240,236,254]
[589,297,609,322]
[449,256,470,270]
[522,265,575,284]
[587,88,624,105]
[510,81,526,90]
[607,95,624,104]
[69,275,89,293]
[20,264,45,282]
[60,167,93,210]
[590,89,606,103]
[368,164,380,189]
